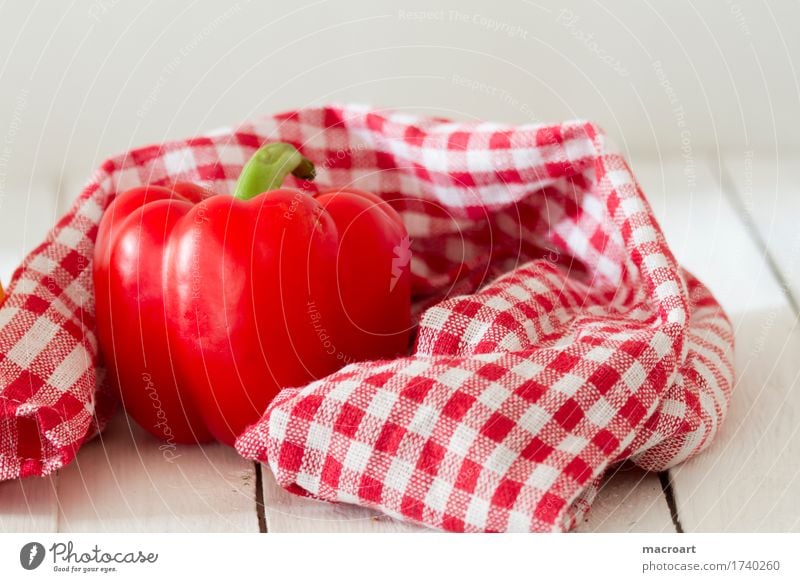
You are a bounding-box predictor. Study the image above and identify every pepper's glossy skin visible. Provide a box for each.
[94,152,412,446]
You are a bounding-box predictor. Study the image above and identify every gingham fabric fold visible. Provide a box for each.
[0,105,733,533]
[234,106,734,532]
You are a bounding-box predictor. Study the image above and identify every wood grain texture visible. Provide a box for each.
[721,153,800,303]
[0,475,59,533]
[260,465,426,533]
[576,467,674,533]
[56,412,260,532]
[632,157,800,532]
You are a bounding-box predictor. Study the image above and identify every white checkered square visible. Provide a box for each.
[343,441,373,474]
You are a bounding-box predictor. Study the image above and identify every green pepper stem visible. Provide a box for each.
[233,142,316,201]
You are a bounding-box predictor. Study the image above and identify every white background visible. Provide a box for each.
[3,0,798,279]
[0,0,797,186]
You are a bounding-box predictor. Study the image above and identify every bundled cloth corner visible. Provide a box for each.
[0,105,734,532]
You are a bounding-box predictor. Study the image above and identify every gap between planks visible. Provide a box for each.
[257,461,675,533]
[631,154,800,532]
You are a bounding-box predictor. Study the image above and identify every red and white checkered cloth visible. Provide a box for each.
[0,105,733,533]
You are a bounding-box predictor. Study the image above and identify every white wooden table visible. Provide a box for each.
[1,153,799,533]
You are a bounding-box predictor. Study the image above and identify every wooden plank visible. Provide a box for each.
[577,466,674,533]
[721,153,800,304]
[715,152,800,532]
[56,411,260,532]
[260,465,426,533]
[631,156,800,531]
[0,475,59,533]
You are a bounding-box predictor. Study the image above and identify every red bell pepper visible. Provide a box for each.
[94,143,412,446]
